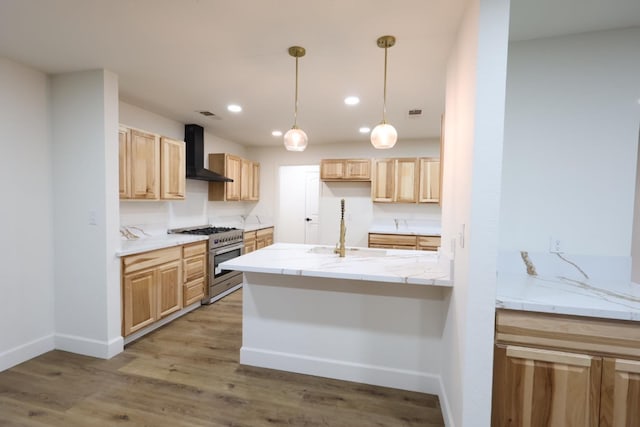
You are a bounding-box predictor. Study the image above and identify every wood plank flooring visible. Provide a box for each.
[0,289,444,426]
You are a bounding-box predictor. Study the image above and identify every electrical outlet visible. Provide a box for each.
[88,210,97,226]
[549,236,563,254]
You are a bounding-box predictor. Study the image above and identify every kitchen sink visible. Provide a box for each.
[307,246,387,257]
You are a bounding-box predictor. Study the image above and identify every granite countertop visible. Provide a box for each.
[496,251,640,321]
[117,234,208,257]
[220,242,453,286]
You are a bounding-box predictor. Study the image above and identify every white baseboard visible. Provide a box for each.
[241,346,452,425]
[0,334,55,372]
[54,333,123,359]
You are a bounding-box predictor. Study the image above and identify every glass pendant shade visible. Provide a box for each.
[370,122,397,149]
[283,126,308,152]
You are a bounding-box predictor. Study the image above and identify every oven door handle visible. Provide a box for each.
[212,243,244,256]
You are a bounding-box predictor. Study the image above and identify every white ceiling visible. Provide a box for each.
[1,0,639,148]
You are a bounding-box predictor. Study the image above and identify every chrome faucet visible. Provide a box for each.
[335,199,346,257]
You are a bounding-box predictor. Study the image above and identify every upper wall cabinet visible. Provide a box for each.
[208,153,260,202]
[320,159,371,181]
[119,125,185,201]
[160,137,186,200]
[372,157,440,204]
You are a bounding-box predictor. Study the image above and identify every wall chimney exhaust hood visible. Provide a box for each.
[184,124,233,182]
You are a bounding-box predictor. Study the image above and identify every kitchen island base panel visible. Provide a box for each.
[241,272,447,394]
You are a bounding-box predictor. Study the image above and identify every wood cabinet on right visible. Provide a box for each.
[368,233,440,251]
[492,309,640,427]
[372,157,439,204]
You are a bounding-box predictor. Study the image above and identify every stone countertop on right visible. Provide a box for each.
[496,251,640,321]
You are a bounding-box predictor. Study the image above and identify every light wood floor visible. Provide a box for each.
[0,289,444,426]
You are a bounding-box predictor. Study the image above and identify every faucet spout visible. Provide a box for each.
[334,199,346,257]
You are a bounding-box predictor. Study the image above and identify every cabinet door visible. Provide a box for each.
[372,159,395,202]
[160,137,185,200]
[119,127,131,199]
[320,159,345,180]
[157,260,182,318]
[130,129,160,199]
[395,158,419,203]
[122,269,156,336]
[183,253,205,283]
[492,345,601,427]
[250,161,260,201]
[345,159,371,180]
[240,158,252,200]
[419,158,440,203]
[256,227,274,249]
[225,154,242,201]
[600,358,640,427]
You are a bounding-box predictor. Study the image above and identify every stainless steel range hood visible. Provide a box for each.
[184,124,233,182]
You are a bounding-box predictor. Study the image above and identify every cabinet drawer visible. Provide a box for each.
[183,253,206,283]
[243,231,256,242]
[417,235,440,250]
[183,241,206,258]
[122,246,181,275]
[368,233,417,247]
[496,309,640,359]
[183,277,205,306]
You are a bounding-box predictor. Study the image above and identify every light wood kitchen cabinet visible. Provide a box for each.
[119,127,131,198]
[418,157,440,203]
[182,241,207,306]
[240,159,260,201]
[492,309,640,427]
[372,157,440,204]
[368,233,441,251]
[320,159,371,181]
[209,153,260,201]
[160,136,186,200]
[600,358,640,427]
[129,128,160,199]
[121,246,182,336]
[371,159,395,202]
[119,126,185,201]
[243,231,257,254]
[244,227,274,254]
[256,227,274,249]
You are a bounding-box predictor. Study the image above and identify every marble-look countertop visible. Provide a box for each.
[220,242,452,286]
[242,223,274,232]
[116,234,208,257]
[496,251,640,321]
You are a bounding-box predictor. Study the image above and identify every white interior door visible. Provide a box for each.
[277,165,320,244]
[304,171,320,244]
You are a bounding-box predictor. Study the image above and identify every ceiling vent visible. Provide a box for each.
[198,111,221,119]
[407,108,423,118]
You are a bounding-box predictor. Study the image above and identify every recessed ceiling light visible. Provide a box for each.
[344,96,360,106]
[227,104,242,113]
[359,127,371,134]
[272,130,283,137]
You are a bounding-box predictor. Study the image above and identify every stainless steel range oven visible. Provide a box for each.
[169,225,244,304]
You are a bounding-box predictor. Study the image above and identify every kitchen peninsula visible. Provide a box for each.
[220,243,452,396]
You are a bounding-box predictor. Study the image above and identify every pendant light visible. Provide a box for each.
[371,35,397,149]
[284,46,308,152]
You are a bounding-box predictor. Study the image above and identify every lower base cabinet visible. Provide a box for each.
[492,309,640,427]
[121,245,186,337]
[244,226,274,254]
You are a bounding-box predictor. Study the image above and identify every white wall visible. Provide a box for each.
[50,69,122,358]
[0,57,56,370]
[248,139,441,246]
[501,27,640,256]
[440,0,510,425]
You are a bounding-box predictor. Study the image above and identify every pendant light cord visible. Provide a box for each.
[293,55,299,128]
[382,45,388,124]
